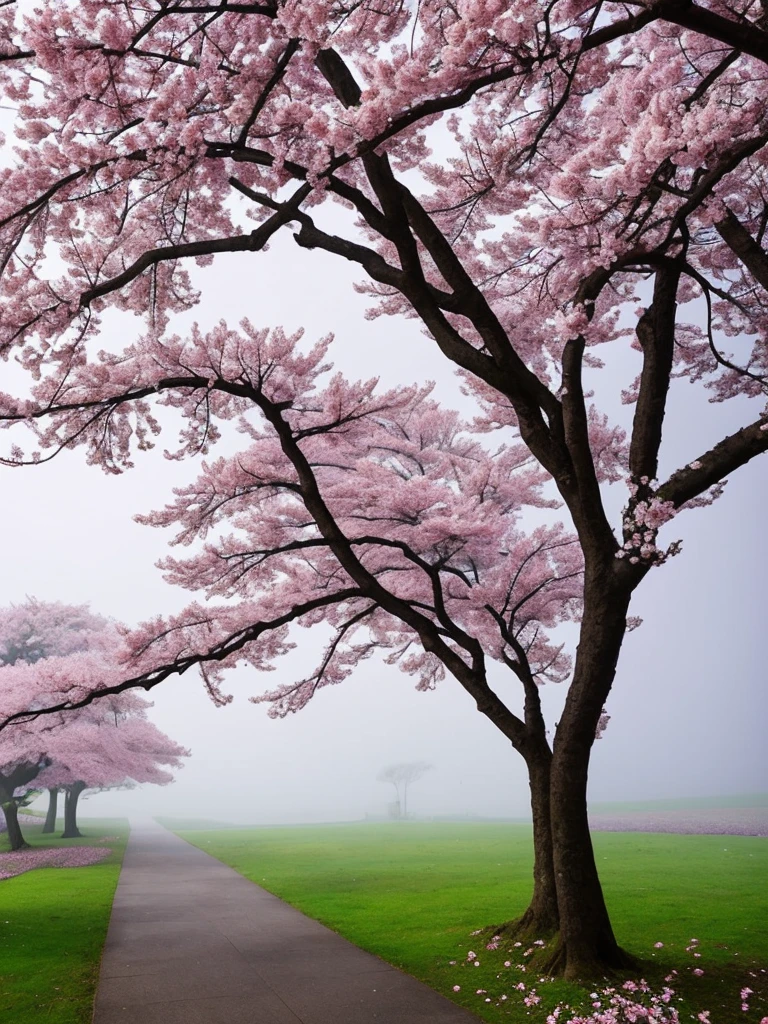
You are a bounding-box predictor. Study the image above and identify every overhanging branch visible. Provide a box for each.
[658,417,768,507]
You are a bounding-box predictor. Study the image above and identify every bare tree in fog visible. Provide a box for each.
[378,762,432,820]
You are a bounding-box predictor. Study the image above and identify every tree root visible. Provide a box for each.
[540,937,639,981]
[477,916,640,982]
[491,905,559,945]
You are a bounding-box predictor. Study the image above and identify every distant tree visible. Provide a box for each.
[38,696,188,838]
[0,599,108,667]
[378,762,432,820]
[0,614,189,847]
[0,601,108,846]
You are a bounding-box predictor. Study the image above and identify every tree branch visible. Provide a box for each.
[657,417,768,508]
[79,184,311,307]
[0,589,363,731]
[584,0,768,66]
[629,262,682,481]
[715,207,768,294]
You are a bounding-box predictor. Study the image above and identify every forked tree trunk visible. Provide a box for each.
[61,782,86,838]
[42,788,59,833]
[1,799,29,851]
[547,573,635,979]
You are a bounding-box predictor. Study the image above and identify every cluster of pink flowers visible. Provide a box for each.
[542,983,685,1023]
[616,480,679,566]
[0,846,110,880]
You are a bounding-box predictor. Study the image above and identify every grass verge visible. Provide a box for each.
[176,822,767,1024]
[0,817,128,1024]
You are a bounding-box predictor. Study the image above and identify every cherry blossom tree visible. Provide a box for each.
[0,610,189,846]
[0,600,113,849]
[1,662,189,844]
[0,1,767,976]
[1,337,583,928]
[35,701,189,838]
[0,599,109,668]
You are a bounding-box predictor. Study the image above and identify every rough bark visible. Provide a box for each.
[1,799,29,851]
[524,749,560,935]
[61,781,86,838]
[495,745,559,940]
[42,788,59,833]
[547,568,636,979]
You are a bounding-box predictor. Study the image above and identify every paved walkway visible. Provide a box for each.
[93,820,479,1024]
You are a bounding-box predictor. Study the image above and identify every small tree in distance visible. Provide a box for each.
[378,762,432,820]
[0,600,189,848]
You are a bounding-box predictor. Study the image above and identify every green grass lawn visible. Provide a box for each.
[176,822,768,1024]
[0,817,128,1024]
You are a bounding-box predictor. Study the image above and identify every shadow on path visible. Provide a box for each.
[93,819,479,1024]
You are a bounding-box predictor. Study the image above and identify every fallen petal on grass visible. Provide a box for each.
[0,845,110,880]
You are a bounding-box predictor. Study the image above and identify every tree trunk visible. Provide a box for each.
[497,744,559,940]
[0,765,42,851]
[1,800,29,851]
[42,788,58,833]
[61,782,86,838]
[548,572,635,979]
[524,749,560,934]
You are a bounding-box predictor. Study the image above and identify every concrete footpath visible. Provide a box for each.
[92,820,479,1024]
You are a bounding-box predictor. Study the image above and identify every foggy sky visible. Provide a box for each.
[2,218,766,826]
